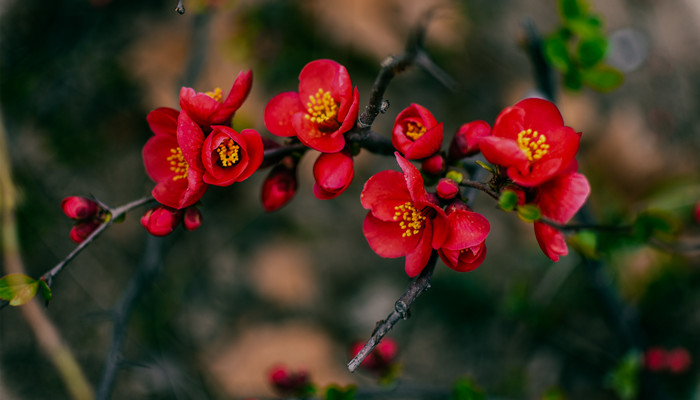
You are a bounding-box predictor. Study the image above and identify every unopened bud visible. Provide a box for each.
[261,162,298,212]
[61,196,100,220]
[69,219,101,243]
[437,178,459,200]
[140,206,181,236]
[448,120,490,161]
[421,153,445,176]
[183,207,202,231]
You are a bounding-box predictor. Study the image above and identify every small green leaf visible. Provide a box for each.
[517,204,542,222]
[563,68,583,91]
[581,65,624,92]
[474,160,494,173]
[446,170,464,183]
[566,15,604,39]
[0,274,39,306]
[605,350,641,400]
[577,36,608,67]
[499,190,519,212]
[559,0,589,20]
[451,377,484,400]
[544,35,571,73]
[325,384,356,400]
[38,279,52,303]
[568,230,598,259]
[113,213,126,223]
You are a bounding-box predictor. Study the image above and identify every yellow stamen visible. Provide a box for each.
[205,87,223,103]
[216,138,240,167]
[405,121,426,141]
[393,202,426,238]
[167,147,189,181]
[517,128,550,162]
[305,88,338,127]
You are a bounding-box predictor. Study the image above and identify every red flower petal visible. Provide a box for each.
[404,122,443,160]
[360,170,411,221]
[519,98,565,134]
[179,87,221,127]
[395,153,427,202]
[152,168,208,209]
[177,112,205,172]
[201,127,250,186]
[335,87,359,134]
[264,92,304,137]
[534,221,568,262]
[312,151,354,200]
[212,69,253,125]
[236,128,264,182]
[298,59,345,101]
[147,107,179,137]
[404,223,433,277]
[536,172,590,223]
[479,136,529,173]
[441,209,490,250]
[363,212,421,258]
[142,134,180,182]
[292,112,345,153]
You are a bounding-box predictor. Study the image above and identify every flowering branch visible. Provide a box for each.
[459,179,499,201]
[347,251,438,372]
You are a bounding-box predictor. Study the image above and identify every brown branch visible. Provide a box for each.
[538,216,632,233]
[459,179,499,201]
[347,251,438,372]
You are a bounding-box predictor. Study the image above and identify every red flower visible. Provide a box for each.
[183,207,202,231]
[644,347,667,371]
[264,59,360,153]
[480,98,581,187]
[61,196,100,220]
[142,108,208,209]
[448,120,491,160]
[391,104,443,160]
[532,169,590,261]
[312,150,354,200]
[667,348,692,373]
[261,159,298,212]
[199,125,263,186]
[361,153,448,277]
[437,201,490,272]
[179,70,253,127]
[140,206,182,237]
[268,365,313,397]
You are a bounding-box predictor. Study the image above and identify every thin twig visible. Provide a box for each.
[40,196,154,288]
[459,179,498,201]
[96,235,163,400]
[538,216,632,233]
[346,129,395,156]
[347,251,438,372]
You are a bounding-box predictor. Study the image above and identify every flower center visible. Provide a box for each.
[216,138,241,167]
[517,128,550,162]
[405,121,426,141]
[206,87,223,103]
[167,147,189,181]
[305,88,338,128]
[393,202,426,238]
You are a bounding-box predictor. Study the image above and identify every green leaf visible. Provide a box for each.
[38,279,53,303]
[581,65,624,92]
[563,68,583,91]
[568,230,598,259]
[559,0,589,20]
[446,170,464,183]
[605,350,641,400]
[0,274,39,306]
[632,209,679,242]
[566,15,604,39]
[577,36,608,68]
[474,160,494,173]
[499,190,519,212]
[544,35,571,73]
[325,384,356,400]
[517,204,542,222]
[451,377,484,400]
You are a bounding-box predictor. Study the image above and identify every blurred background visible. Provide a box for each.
[1,0,700,399]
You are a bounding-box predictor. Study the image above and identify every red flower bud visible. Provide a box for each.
[350,338,398,374]
[69,219,101,244]
[183,207,202,231]
[448,120,491,160]
[694,201,700,224]
[437,178,459,200]
[261,162,298,212]
[667,348,691,373]
[268,365,312,397]
[140,206,182,237]
[61,196,100,220]
[392,104,443,160]
[312,150,354,200]
[644,347,667,371]
[421,153,445,176]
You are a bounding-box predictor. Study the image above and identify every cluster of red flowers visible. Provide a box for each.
[140,70,262,235]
